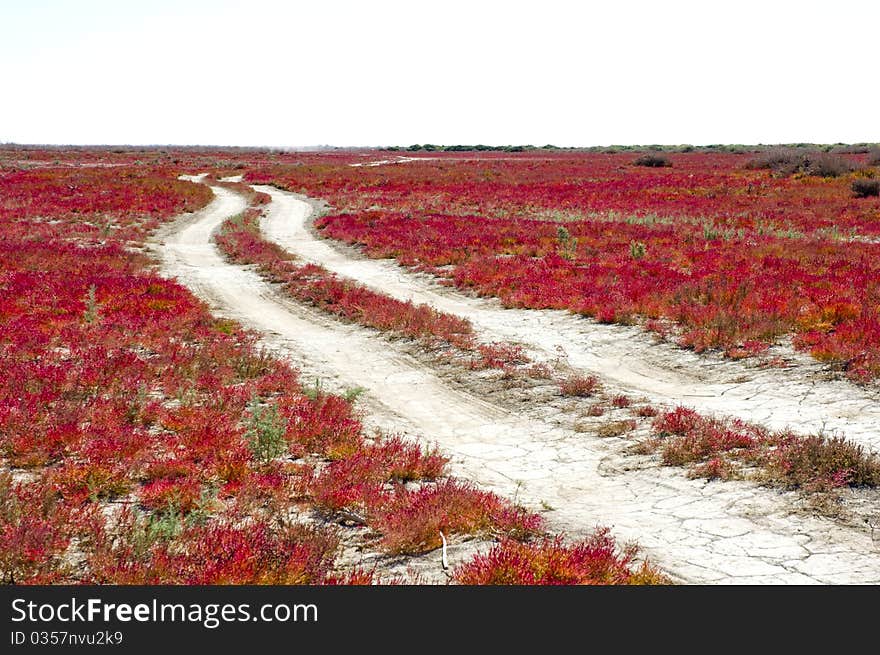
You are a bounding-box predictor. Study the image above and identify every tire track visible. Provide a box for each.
[150,182,880,584]
[258,184,880,453]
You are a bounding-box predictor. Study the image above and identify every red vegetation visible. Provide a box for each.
[373,479,543,555]
[611,394,632,408]
[0,165,378,583]
[2,159,658,584]
[215,210,477,351]
[213,190,557,378]
[650,407,880,490]
[308,437,448,515]
[454,530,668,585]
[245,151,880,381]
[0,474,76,584]
[559,374,601,397]
[87,511,340,584]
[0,166,212,242]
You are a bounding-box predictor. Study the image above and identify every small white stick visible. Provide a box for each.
[440,531,449,570]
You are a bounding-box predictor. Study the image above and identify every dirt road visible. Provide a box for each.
[258,185,880,453]
[151,181,880,584]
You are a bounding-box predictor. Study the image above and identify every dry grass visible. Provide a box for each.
[650,407,880,492]
[559,374,600,397]
[595,419,637,438]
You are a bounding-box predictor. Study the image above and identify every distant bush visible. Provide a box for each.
[407,144,532,153]
[632,153,671,168]
[868,148,880,166]
[807,152,854,177]
[852,178,880,198]
[746,149,853,178]
[831,144,871,154]
[745,149,796,174]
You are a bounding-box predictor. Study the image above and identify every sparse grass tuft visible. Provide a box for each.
[688,456,739,481]
[470,342,531,370]
[650,407,880,493]
[595,419,637,438]
[763,434,880,491]
[244,398,288,464]
[559,374,600,397]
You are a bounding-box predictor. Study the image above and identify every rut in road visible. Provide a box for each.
[151,182,880,584]
[257,184,880,454]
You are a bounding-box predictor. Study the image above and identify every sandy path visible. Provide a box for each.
[148,183,880,583]
[258,185,880,453]
[348,156,436,167]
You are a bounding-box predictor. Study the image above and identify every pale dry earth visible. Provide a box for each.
[147,180,880,583]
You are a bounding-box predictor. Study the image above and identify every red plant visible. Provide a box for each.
[88,511,339,585]
[309,436,447,515]
[559,374,600,397]
[215,211,476,351]
[611,394,632,408]
[652,406,705,436]
[308,455,388,515]
[0,151,668,585]
[470,342,531,370]
[652,409,763,465]
[367,435,448,481]
[0,474,74,584]
[139,478,204,514]
[371,479,543,555]
[586,403,606,416]
[649,407,880,491]
[282,393,364,459]
[454,530,668,585]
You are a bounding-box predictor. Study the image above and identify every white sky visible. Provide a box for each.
[2,0,878,147]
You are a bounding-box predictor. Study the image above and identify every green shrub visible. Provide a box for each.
[746,148,852,177]
[632,153,671,168]
[556,226,578,260]
[244,398,288,464]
